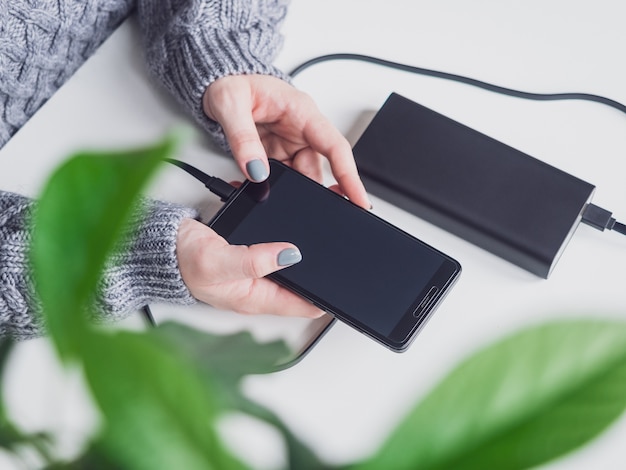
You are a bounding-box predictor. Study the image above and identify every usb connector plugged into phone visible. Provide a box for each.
[164,158,236,201]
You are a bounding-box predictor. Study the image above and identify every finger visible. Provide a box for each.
[303,116,372,209]
[204,82,269,182]
[292,147,324,184]
[327,183,345,197]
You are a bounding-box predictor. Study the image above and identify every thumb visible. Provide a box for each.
[228,242,303,282]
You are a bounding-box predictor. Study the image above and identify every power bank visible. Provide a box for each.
[352,93,595,278]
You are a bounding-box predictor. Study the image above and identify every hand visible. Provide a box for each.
[203,74,371,209]
[176,218,324,318]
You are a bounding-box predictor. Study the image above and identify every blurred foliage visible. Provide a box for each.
[349,320,626,470]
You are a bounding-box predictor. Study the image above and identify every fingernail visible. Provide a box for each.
[246,159,269,182]
[277,248,302,266]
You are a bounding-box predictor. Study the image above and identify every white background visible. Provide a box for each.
[1,1,625,468]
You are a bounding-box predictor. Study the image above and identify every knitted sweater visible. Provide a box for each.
[0,0,290,338]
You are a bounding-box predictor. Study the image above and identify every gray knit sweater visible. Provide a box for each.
[0,0,290,338]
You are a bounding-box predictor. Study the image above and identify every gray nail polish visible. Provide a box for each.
[246,159,269,182]
[277,248,302,267]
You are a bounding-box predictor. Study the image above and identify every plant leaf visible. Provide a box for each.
[31,136,176,356]
[151,323,331,469]
[29,135,251,469]
[80,330,247,470]
[350,319,626,470]
[151,322,290,399]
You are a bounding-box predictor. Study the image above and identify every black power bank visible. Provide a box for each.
[352,93,595,278]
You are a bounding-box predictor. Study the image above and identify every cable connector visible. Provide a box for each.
[205,175,237,201]
[581,203,626,236]
[165,158,237,201]
[581,203,616,231]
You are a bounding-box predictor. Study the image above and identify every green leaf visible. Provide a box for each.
[30,136,177,356]
[80,330,247,470]
[151,323,290,397]
[351,320,626,470]
[151,323,331,469]
[28,134,252,469]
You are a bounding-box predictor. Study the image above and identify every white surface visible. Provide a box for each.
[1,1,626,468]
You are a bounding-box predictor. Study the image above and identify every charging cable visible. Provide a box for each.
[289,53,626,116]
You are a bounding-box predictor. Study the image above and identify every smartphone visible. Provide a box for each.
[208,159,461,352]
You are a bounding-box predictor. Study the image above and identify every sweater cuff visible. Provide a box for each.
[149,25,290,153]
[96,199,199,321]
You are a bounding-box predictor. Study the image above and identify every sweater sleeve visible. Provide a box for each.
[135,0,291,152]
[0,192,41,339]
[0,0,134,148]
[95,198,199,322]
[0,190,198,339]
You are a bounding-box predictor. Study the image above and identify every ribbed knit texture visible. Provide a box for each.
[0,193,41,338]
[136,0,290,152]
[96,199,199,321]
[0,192,198,339]
[0,0,290,337]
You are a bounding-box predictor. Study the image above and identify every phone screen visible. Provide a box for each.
[209,160,460,351]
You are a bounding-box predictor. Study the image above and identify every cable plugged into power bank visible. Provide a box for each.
[582,203,626,236]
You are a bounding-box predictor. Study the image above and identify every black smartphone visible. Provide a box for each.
[208,159,461,352]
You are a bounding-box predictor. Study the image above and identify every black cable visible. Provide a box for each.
[288,53,626,116]
[164,158,237,201]
[614,222,626,236]
[141,305,156,327]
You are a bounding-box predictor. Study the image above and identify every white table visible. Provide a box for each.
[1,1,626,468]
